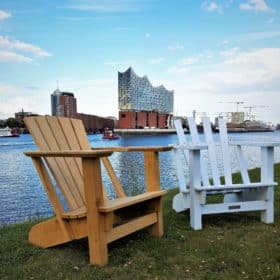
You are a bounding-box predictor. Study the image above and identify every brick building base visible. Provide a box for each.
[118,111,171,129]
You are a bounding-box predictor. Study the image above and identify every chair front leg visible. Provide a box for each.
[82,157,108,266]
[260,146,275,223]
[189,149,203,230]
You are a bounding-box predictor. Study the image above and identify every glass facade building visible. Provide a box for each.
[118,67,174,114]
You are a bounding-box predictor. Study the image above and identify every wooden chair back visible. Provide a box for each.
[25,116,91,211]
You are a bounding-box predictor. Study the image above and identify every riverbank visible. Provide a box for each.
[1,165,279,279]
[115,128,178,135]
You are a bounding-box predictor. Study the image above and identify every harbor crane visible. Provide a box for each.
[244,105,268,121]
[219,101,245,112]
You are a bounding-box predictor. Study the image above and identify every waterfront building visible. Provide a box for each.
[50,88,114,132]
[15,110,38,123]
[118,67,174,129]
[51,89,77,118]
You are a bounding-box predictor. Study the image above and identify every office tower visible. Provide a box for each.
[51,89,77,118]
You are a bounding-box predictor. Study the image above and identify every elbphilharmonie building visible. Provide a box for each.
[118,67,174,129]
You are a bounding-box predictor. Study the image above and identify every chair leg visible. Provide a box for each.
[29,218,73,248]
[149,197,164,237]
[190,190,202,230]
[87,213,108,266]
[261,187,274,224]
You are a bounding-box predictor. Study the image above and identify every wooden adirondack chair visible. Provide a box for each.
[172,116,278,230]
[24,116,172,265]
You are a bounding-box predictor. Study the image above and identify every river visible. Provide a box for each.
[1,131,280,226]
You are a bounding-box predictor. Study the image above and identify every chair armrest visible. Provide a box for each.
[91,146,173,152]
[24,150,113,158]
[230,141,280,147]
[172,144,208,150]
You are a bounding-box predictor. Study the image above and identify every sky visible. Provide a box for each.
[0,0,280,124]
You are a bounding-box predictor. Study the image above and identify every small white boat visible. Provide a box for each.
[0,127,19,137]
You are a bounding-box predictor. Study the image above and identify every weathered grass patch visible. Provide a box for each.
[0,164,280,279]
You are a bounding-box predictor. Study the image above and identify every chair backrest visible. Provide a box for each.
[187,116,250,187]
[25,116,91,211]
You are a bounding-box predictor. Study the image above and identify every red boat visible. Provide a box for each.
[102,129,120,140]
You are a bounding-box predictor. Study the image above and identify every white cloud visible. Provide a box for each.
[0,36,51,57]
[0,10,11,20]
[239,0,269,12]
[168,47,280,123]
[219,47,240,57]
[180,57,198,66]
[68,0,144,12]
[168,57,198,73]
[167,43,184,51]
[0,51,33,63]
[145,33,151,38]
[241,30,280,41]
[149,57,165,64]
[201,1,223,13]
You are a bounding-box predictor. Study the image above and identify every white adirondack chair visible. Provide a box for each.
[172,116,278,230]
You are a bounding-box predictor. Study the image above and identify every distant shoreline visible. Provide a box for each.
[114,128,179,135]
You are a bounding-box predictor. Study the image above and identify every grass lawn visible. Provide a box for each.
[1,164,280,279]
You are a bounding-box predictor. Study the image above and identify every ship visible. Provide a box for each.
[0,127,20,137]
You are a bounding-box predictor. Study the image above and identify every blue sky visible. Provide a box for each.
[0,0,280,123]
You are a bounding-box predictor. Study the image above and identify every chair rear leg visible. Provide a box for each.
[261,187,274,224]
[29,218,73,248]
[190,190,202,230]
[149,197,164,237]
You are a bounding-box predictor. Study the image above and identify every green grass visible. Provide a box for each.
[1,164,280,279]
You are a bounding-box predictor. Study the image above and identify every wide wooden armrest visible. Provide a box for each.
[230,141,280,147]
[91,146,173,152]
[98,190,167,212]
[24,150,113,158]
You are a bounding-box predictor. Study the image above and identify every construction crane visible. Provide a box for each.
[244,106,268,121]
[219,101,244,112]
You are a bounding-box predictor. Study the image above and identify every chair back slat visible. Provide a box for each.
[235,145,250,184]
[187,117,210,186]
[218,118,232,185]
[34,117,85,208]
[25,117,83,209]
[46,117,85,200]
[174,119,189,161]
[202,117,220,187]
[70,118,91,149]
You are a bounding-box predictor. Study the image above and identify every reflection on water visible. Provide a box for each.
[0,132,280,225]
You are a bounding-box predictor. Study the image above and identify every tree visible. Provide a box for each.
[4,118,22,128]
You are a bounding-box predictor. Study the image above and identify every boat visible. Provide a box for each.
[0,127,19,137]
[102,129,120,140]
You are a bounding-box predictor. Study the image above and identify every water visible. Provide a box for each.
[0,131,280,226]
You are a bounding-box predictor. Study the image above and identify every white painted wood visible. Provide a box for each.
[201,200,267,214]
[218,118,232,185]
[173,147,187,193]
[172,115,277,230]
[260,146,275,223]
[189,149,203,230]
[187,117,210,187]
[235,145,250,184]
[172,192,190,212]
[202,117,220,187]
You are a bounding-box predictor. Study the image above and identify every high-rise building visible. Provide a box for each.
[118,67,174,129]
[51,89,77,118]
[50,88,115,132]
